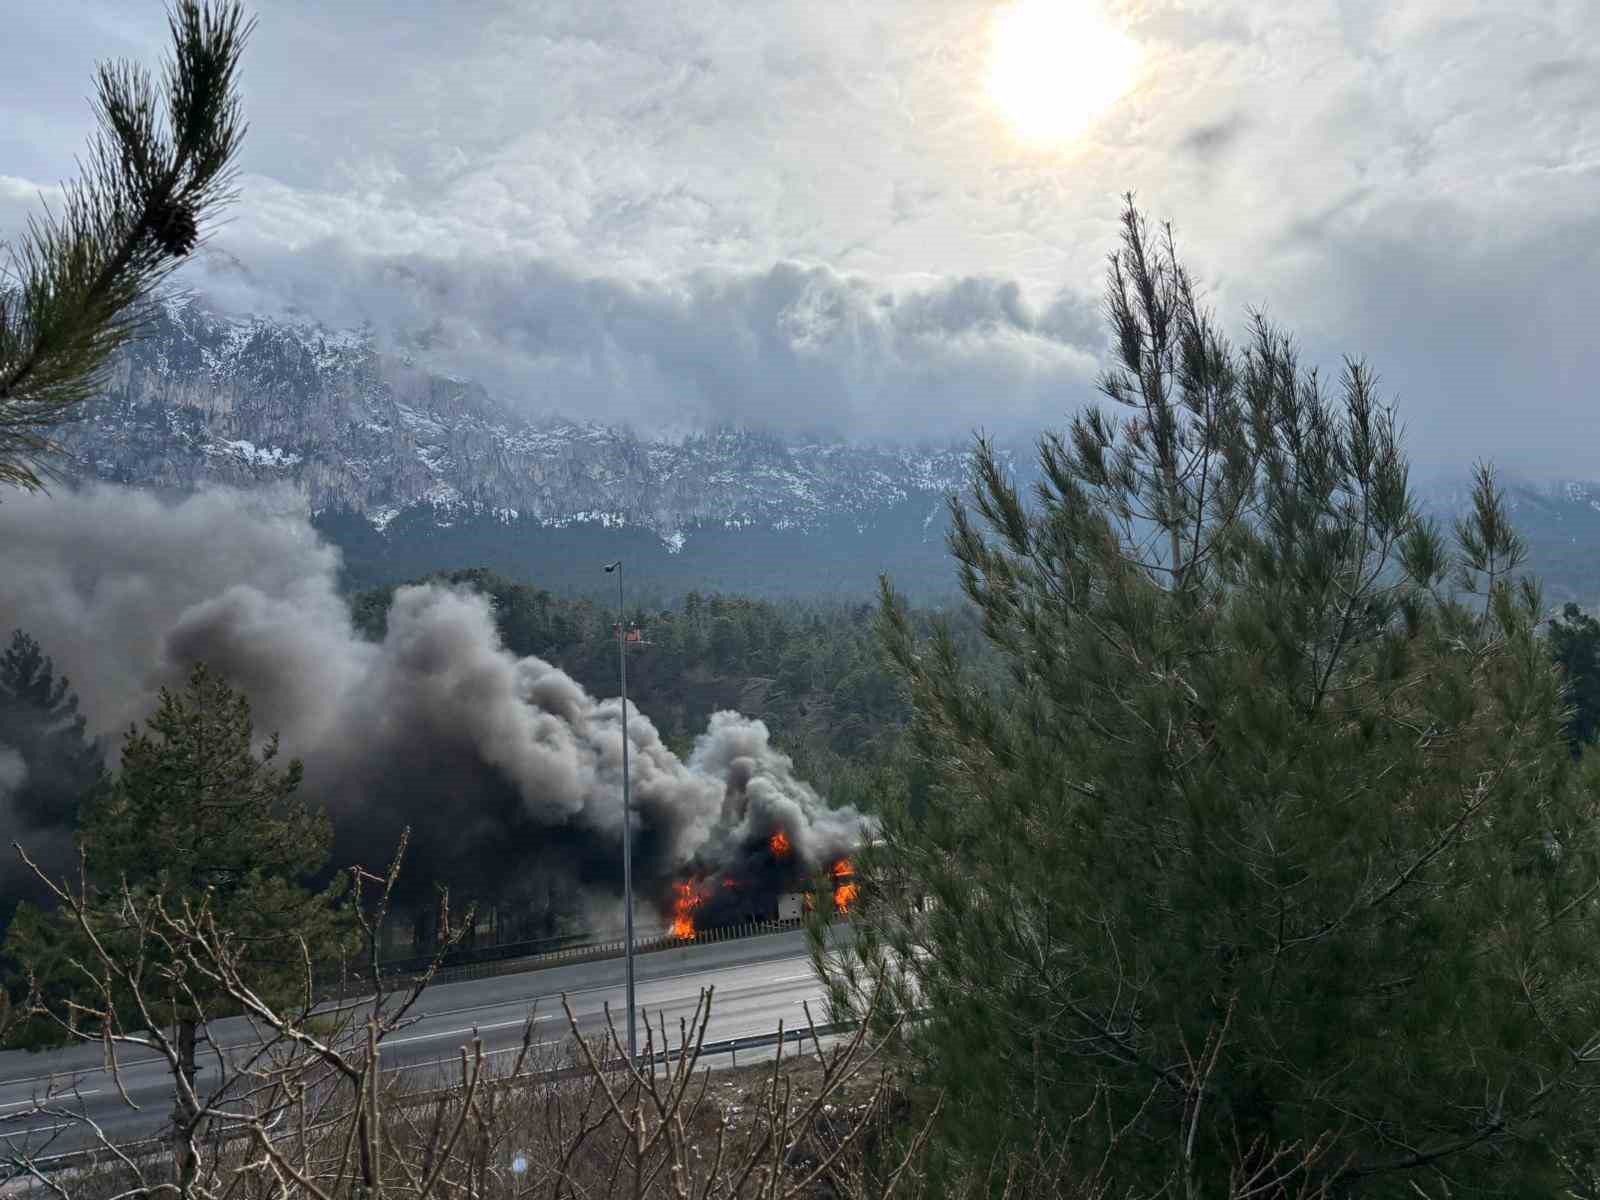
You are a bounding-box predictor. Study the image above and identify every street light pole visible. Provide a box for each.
[604,560,637,1061]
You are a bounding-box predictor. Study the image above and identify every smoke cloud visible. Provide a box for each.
[0,485,867,923]
[0,746,24,799]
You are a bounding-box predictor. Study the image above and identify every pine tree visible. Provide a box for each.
[0,0,251,492]
[819,197,1600,1196]
[4,664,350,1183]
[1549,602,1600,750]
[0,630,106,938]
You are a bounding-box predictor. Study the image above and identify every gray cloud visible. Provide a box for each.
[184,244,1101,441]
[1178,116,1249,161]
[0,487,866,917]
[1261,197,1600,479]
[5,1,1600,467]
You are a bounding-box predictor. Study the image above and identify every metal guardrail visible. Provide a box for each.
[363,923,666,980]
[399,1017,859,1105]
[356,917,809,995]
[1,1019,857,1185]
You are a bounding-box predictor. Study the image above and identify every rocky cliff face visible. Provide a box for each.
[60,296,972,549]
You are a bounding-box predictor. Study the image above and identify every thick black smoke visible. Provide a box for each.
[0,486,868,925]
[676,714,865,927]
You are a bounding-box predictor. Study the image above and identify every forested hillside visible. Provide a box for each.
[316,497,964,600]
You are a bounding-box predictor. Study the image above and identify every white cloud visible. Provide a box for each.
[4,0,1599,465]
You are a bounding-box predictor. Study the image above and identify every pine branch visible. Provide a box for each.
[0,0,252,493]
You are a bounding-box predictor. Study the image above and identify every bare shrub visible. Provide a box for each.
[1,830,929,1200]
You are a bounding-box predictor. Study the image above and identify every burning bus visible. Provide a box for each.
[662,826,863,939]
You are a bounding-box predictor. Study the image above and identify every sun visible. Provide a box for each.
[986,0,1141,146]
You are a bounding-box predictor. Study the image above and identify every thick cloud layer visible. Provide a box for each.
[184,246,1102,443]
[0,486,866,920]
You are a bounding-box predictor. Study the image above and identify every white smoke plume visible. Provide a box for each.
[0,746,23,800]
[0,485,867,920]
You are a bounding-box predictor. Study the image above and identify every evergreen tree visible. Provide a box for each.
[1549,602,1600,750]
[4,664,349,1181]
[820,198,1600,1196]
[0,0,250,492]
[0,630,106,938]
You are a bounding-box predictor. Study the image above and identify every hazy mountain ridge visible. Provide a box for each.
[1412,476,1600,608]
[49,296,1600,603]
[58,295,973,550]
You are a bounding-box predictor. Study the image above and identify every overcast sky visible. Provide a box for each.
[3,0,1598,472]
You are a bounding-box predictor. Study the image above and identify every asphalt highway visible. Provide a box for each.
[0,929,823,1163]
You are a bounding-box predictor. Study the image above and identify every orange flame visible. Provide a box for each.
[671,880,704,939]
[769,829,792,859]
[832,859,859,914]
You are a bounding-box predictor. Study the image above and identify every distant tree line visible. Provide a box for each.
[315,499,967,603]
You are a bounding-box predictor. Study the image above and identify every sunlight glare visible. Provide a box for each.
[987,0,1141,146]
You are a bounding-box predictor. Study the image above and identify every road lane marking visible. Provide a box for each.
[0,1091,101,1112]
[337,971,818,1051]
[411,953,817,1023]
[390,1040,564,1076]
[387,1015,555,1048]
[0,954,822,1088]
[1,1120,81,1139]
[290,934,811,1019]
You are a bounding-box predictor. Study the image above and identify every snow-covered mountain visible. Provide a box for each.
[62,295,969,540]
[1413,476,1600,608]
[55,296,976,596]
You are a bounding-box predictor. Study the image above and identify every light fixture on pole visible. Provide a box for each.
[603,560,637,1061]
